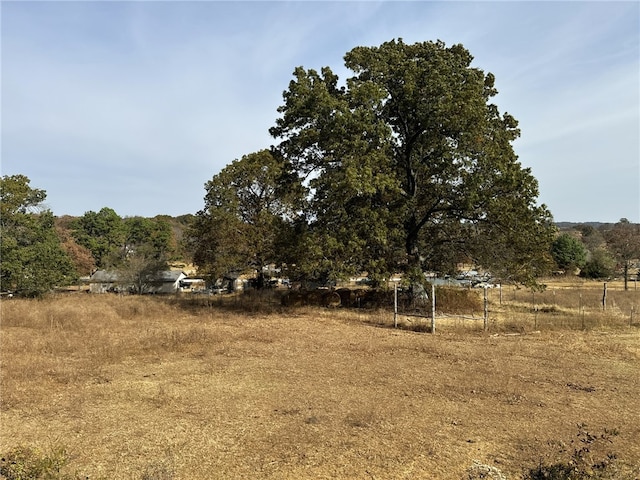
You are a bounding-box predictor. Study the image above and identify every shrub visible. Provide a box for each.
[551,234,587,272]
[0,445,85,480]
[524,425,631,480]
[580,249,616,280]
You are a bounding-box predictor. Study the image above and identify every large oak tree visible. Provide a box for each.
[270,39,554,285]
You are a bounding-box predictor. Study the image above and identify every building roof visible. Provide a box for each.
[89,270,186,283]
[89,270,120,282]
[158,270,187,282]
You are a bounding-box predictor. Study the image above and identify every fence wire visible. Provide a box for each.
[178,281,639,333]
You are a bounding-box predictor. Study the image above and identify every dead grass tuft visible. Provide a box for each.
[140,458,175,480]
[435,286,484,313]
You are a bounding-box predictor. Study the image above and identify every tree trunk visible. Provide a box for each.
[405,215,421,276]
[256,267,266,290]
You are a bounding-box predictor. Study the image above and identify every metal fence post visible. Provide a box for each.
[431,284,436,334]
[483,286,488,331]
[394,282,398,328]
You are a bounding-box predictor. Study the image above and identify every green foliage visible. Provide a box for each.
[0,445,84,480]
[0,175,75,297]
[0,174,47,220]
[72,210,174,290]
[170,214,196,261]
[71,207,125,268]
[124,217,173,260]
[1,212,76,297]
[270,39,555,285]
[115,217,173,293]
[580,249,616,280]
[189,150,302,286]
[551,233,588,272]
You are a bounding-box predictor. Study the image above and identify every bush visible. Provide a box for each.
[580,249,616,280]
[551,234,587,272]
[0,445,85,480]
[524,425,631,480]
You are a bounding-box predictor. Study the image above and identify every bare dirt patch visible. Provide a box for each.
[1,294,639,479]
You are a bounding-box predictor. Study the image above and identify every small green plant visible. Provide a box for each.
[0,445,85,480]
[524,424,628,480]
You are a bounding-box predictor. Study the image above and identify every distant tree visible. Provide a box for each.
[169,214,196,262]
[550,233,588,273]
[579,248,616,280]
[72,207,126,268]
[123,216,173,260]
[602,219,640,290]
[116,247,168,294]
[152,215,182,260]
[55,217,96,276]
[72,210,176,292]
[270,39,555,286]
[0,175,75,296]
[577,224,606,252]
[0,174,46,220]
[117,217,172,293]
[189,150,303,288]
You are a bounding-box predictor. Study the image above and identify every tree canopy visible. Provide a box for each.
[551,233,588,273]
[189,150,302,287]
[0,175,75,296]
[603,219,640,290]
[72,207,126,268]
[0,174,47,221]
[269,39,555,285]
[71,209,175,293]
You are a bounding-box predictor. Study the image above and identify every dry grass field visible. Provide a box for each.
[1,280,639,479]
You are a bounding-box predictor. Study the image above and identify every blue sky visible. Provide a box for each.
[2,1,638,223]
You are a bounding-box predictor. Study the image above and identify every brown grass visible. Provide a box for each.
[1,284,639,479]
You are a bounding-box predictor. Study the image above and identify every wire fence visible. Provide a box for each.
[177,280,640,333]
[486,281,639,332]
